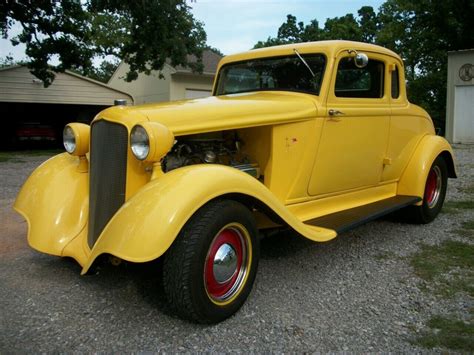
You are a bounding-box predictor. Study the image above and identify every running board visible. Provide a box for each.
[304,195,421,234]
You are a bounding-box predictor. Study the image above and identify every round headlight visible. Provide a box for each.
[130,125,150,160]
[63,123,90,156]
[63,125,76,154]
[130,122,174,163]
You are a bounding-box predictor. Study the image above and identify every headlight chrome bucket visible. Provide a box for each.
[130,122,174,163]
[63,123,90,156]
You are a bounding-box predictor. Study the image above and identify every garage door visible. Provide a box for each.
[185,89,212,99]
[453,85,474,143]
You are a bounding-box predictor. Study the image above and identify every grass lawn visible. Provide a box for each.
[442,200,474,214]
[0,149,62,162]
[410,225,474,351]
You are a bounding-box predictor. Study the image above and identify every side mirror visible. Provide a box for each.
[354,53,369,68]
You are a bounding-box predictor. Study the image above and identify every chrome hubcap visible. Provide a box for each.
[204,225,250,303]
[425,165,442,208]
[213,243,238,283]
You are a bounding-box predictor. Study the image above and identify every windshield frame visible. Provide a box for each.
[213,53,327,97]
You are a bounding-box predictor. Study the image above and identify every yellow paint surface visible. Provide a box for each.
[14,41,456,270]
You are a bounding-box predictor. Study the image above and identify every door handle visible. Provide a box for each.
[328,109,345,116]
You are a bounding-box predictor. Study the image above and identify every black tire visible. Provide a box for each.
[163,199,259,324]
[401,156,448,224]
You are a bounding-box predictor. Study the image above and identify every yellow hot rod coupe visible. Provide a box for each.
[15,41,456,323]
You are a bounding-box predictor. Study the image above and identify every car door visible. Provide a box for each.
[308,51,391,196]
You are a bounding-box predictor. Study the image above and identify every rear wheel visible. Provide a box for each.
[402,156,448,224]
[163,199,259,323]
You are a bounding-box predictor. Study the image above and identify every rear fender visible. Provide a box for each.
[398,135,456,202]
[82,165,336,274]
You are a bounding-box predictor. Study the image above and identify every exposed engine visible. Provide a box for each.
[163,131,260,178]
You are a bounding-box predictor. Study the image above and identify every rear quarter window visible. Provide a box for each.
[391,66,400,99]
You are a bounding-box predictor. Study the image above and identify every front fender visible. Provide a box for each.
[398,135,456,200]
[82,165,336,274]
[14,153,89,256]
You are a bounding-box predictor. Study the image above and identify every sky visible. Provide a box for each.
[189,0,385,54]
[0,0,385,61]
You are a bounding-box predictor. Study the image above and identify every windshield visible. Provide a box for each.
[215,54,326,96]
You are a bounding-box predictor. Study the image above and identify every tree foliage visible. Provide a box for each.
[0,53,27,68]
[86,58,120,83]
[254,0,474,132]
[0,54,16,68]
[0,0,207,86]
[204,45,224,57]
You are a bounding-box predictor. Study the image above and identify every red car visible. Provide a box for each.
[15,123,57,142]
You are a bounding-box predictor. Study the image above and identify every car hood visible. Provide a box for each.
[106,91,318,136]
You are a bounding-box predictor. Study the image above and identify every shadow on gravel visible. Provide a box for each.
[20,253,178,321]
[258,226,370,261]
[79,258,176,318]
[260,230,317,259]
[19,212,412,328]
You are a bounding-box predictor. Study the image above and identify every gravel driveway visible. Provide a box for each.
[1,146,473,352]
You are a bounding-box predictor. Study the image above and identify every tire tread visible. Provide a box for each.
[163,199,257,323]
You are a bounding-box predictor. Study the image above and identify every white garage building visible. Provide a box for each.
[1,51,221,149]
[108,49,221,105]
[0,65,133,149]
[445,49,474,144]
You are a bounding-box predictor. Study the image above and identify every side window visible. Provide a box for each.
[391,66,400,99]
[335,57,384,98]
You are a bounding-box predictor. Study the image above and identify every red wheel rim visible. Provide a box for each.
[424,165,442,208]
[204,225,249,302]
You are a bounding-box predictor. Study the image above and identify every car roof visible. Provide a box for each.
[218,40,402,68]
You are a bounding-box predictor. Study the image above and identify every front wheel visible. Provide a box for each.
[163,199,259,323]
[403,156,448,224]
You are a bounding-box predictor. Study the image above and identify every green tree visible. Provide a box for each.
[254,11,367,47]
[357,6,378,43]
[301,19,322,42]
[0,55,15,68]
[254,15,301,48]
[87,59,120,83]
[0,54,27,68]
[204,45,224,57]
[378,0,474,131]
[254,1,474,133]
[0,0,207,86]
[322,14,362,41]
[254,15,322,48]
[277,14,305,42]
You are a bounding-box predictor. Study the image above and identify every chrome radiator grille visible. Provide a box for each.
[88,120,128,248]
